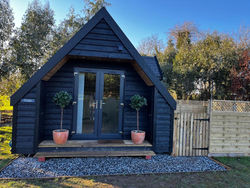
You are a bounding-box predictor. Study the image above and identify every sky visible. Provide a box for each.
[9,0,250,47]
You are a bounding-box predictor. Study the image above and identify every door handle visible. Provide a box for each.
[100,100,103,109]
[100,100,106,109]
[94,100,98,109]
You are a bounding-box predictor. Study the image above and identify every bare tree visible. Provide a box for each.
[137,34,164,56]
[169,22,199,49]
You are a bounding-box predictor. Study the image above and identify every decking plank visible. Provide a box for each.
[34,150,156,158]
[38,140,152,148]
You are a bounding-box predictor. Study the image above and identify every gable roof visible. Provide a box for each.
[142,56,163,80]
[11,7,176,110]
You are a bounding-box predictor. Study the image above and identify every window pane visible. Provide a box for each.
[101,74,120,134]
[77,72,96,134]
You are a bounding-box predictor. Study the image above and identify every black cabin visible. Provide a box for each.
[10,8,176,156]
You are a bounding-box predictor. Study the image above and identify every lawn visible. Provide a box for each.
[0,126,17,170]
[0,126,249,188]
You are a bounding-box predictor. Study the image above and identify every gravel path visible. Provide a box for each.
[0,155,226,178]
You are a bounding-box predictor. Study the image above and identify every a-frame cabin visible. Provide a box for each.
[10,8,176,158]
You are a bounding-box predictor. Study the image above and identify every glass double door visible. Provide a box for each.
[73,68,124,139]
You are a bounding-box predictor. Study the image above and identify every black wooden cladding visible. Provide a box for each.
[12,87,37,154]
[12,58,174,154]
[153,88,174,153]
[69,19,133,60]
[42,59,151,140]
[11,7,176,154]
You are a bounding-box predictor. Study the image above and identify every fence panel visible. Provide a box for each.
[173,101,209,156]
[209,111,250,157]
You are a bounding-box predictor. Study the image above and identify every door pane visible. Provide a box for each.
[77,72,96,134]
[101,74,120,134]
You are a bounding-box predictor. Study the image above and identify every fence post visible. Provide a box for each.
[208,99,212,156]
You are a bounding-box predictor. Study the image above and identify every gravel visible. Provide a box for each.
[0,155,226,178]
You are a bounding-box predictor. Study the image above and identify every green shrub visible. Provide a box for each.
[130,94,147,131]
[52,91,72,130]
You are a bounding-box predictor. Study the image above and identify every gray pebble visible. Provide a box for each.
[0,155,226,178]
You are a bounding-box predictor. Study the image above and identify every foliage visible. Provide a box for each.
[130,95,147,111]
[130,95,147,131]
[230,49,250,100]
[139,22,247,100]
[169,22,198,49]
[0,96,12,111]
[0,0,14,79]
[53,91,72,130]
[83,0,111,22]
[0,0,111,97]
[0,73,24,110]
[137,34,164,57]
[0,72,24,97]
[51,7,84,54]
[0,126,17,170]
[52,91,72,109]
[51,0,110,56]
[11,0,55,80]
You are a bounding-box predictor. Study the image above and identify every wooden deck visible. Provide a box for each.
[38,140,152,148]
[34,150,156,158]
[35,140,155,158]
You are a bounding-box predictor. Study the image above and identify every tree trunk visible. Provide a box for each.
[60,108,64,130]
[137,110,139,131]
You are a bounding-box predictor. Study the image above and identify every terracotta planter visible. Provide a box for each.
[53,129,69,145]
[131,130,145,144]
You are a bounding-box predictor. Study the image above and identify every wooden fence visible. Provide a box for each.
[0,110,12,126]
[172,100,250,157]
[172,101,210,156]
[209,111,250,157]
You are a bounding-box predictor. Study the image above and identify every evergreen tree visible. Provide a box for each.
[160,39,176,88]
[12,0,55,79]
[83,0,111,22]
[0,0,14,79]
[51,7,84,53]
[192,33,238,100]
[51,0,111,55]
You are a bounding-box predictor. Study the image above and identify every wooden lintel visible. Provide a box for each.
[42,56,69,81]
[132,62,153,86]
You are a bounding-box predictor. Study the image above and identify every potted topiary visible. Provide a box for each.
[52,91,72,145]
[130,94,147,144]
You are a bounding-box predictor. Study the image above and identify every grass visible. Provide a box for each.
[0,126,17,170]
[0,127,249,187]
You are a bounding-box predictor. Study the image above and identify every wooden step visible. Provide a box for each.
[38,140,152,148]
[34,150,156,158]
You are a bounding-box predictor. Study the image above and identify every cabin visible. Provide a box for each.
[10,8,176,158]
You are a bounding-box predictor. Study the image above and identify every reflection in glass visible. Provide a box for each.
[76,72,96,134]
[101,74,120,134]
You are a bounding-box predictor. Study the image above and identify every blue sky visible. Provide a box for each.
[9,0,250,47]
